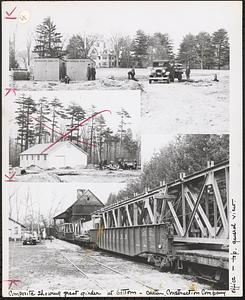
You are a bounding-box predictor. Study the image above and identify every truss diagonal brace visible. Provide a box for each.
[184,174,208,237]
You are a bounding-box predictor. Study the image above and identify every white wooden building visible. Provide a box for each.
[32,58,66,81]
[19,141,88,169]
[9,218,26,241]
[66,58,95,81]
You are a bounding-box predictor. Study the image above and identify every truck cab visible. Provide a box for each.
[149,60,184,83]
[149,60,172,84]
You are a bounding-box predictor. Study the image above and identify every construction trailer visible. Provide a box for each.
[32,58,66,81]
[66,58,95,81]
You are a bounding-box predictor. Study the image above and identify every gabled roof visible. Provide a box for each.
[9,217,26,228]
[53,189,104,220]
[20,141,88,156]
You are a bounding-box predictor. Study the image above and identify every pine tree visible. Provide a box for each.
[131,30,150,67]
[33,17,63,58]
[15,94,37,151]
[211,29,229,69]
[64,103,86,144]
[177,33,197,67]
[149,33,174,62]
[49,97,65,142]
[94,115,107,164]
[119,36,133,68]
[117,108,131,158]
[35,97,51,144]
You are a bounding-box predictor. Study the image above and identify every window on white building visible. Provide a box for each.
[26,155,28,160]
[37,155,40,160]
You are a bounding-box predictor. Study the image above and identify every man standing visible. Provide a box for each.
[87,64,91,81]
[185,64,191,81]
[91,64,96,80]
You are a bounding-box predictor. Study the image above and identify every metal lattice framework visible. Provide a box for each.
[92,161,229,245]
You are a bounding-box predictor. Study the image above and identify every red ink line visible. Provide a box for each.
[4,88,16,96]
[41,110,111,154]
[5,7,17,19]
[4,172,16,182]
[30,117,96,148]
[4,279,21,288]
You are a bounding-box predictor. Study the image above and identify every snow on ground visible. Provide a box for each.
[12,68,229,135]
[142,69,229,134]
[8,239,210,294]
[13,166,141,183]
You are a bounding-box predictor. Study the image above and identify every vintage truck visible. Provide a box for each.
[149,60,184,83]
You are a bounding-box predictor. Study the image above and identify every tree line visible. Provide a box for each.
[10,94,140,167]
[106,134,229,205]
[9,17,229,70]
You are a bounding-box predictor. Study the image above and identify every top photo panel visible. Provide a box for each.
[6,1,232,92]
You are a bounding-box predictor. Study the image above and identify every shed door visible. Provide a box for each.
[53,155,66,168]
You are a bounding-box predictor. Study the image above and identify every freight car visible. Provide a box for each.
[56,160,229,287]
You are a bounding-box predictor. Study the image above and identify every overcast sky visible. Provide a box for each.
[8,182,126,224]
[8,90,141,139]
[4,1,241,53]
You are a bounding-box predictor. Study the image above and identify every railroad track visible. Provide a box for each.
[60,249,158,292]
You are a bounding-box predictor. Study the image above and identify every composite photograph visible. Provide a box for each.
[2,0,242,298]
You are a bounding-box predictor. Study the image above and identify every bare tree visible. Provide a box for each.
[110,33,122,67]
[26,32,33,67]
[66,33,98,59]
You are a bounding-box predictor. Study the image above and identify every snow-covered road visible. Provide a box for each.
[8,239,210,295]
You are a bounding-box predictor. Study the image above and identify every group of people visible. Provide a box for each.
[87,64,96,81]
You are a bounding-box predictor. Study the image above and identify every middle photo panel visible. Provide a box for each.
[10,90,141,183]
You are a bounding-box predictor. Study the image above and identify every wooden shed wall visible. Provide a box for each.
[66,59,94,81]
[33,59,60,81]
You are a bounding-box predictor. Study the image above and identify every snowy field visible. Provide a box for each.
[12,68,229,135]
[8,239,210,294]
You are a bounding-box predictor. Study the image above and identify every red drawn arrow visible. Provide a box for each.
[30,116,96,148]
[4,172,16,182]
[4,279,21,288]
[5,7,17,19]
[4,88,16,96]
[41,109,111,154]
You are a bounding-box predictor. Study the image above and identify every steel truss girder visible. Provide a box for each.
[95,162,228,244]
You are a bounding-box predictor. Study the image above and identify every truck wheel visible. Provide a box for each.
[178,74,182,82]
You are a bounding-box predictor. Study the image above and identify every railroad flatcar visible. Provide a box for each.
[56,161,229,287]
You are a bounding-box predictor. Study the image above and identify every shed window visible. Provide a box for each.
[26,155,28,160]
[31,155,34,160]
[44,155,47,160]
[37,155,40,160]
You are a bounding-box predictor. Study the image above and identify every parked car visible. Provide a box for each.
[22,233,37,245]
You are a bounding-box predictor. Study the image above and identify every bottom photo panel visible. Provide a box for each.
[6,134,229,297]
